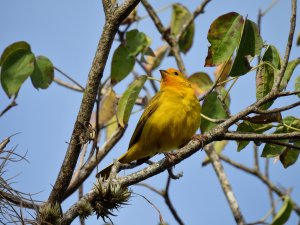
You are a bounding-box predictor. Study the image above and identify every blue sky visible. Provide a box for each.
[1,0,300,224]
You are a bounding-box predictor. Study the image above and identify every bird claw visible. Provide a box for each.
[164,152,177,164]
[192,134,208,149]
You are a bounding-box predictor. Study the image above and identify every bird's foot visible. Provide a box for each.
[192,134,208,149]
[164,152,177,164]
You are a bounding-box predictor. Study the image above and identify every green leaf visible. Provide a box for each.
[229,19,263,76]
[0,41,31,66]
[261,126,287,158]
[297,32,300,46]
[1,49,35,97]
[295,76,300,98]
[170,3,195,54]
[280,146,300,168]
[280,58,300,90]
[188,72,213,97]
[125,29,151,57]
[200,91,228,133]
[271,196,293,225]
[205,12,244,66]
[110,44,135,84]
[283,116,300,132]
[256,45,281,109]
[30,56,54,89]
[236,122,252,151]
[117,75,147,127]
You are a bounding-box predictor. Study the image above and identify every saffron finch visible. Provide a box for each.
[97,68,201,178]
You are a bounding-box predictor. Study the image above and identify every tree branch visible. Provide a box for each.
[141,0,186,74]
[204,145,245,225]
[0,96,17,118]
[0,190,39,210]
[53,77,84,92]
[265,158,276,218]
[47,0,140,206]
[273,0,297,90]
[219,154,300,215]
[254,101,300,114]
[63,126,125,200]
[54,67,85,91]
[221,132,300,141]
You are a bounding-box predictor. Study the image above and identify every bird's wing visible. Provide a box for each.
[128,91,162,149]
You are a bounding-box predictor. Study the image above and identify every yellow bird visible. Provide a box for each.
[97,68,201,178]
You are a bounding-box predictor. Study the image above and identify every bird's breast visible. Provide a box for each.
[140,89,201,154]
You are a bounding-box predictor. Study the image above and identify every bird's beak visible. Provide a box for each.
[159,70,168,78]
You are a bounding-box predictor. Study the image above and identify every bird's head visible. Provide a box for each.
[159,68,191,89]
[159,68,184,79]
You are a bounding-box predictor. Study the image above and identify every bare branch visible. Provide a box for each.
[53,77,84,92]
[273,0,297,90]
[219,154,300,215]
[54,67,85,91]
[141,0,186,73]
[163,176,185,225]
[47,0,141,206]
[221,132,300,141]
[254,101,300,114]
[253,144,260,172]
[102,0,113,16]
[265,159,276,218]
[135,183,162,195]
[63,127,125,200]
[0,191,39,210]
[261,0,280,17]
[204,145,245,225]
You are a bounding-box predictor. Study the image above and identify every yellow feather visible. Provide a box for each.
[97,68,201,178]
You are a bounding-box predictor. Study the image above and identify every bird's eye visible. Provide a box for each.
[174,72,179,76]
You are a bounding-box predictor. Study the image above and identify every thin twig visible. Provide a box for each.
[135,177,185,225]
[163,176,185,225]
[261,0,280,17]
[175,0,212,41]
[135,183,162,195]
[253,144,260,172]
[0,96,17,118]
[54,67,85,91]
[141,0,186,74]
[136,60,159,93]
[222,132,300,141]
[273,0,297,90]
[254,101,300,114]
[133,192,166,224]
[53,77,84,92]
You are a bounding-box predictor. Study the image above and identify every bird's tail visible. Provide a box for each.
[96,151,131,179]
[96,144,151,179]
